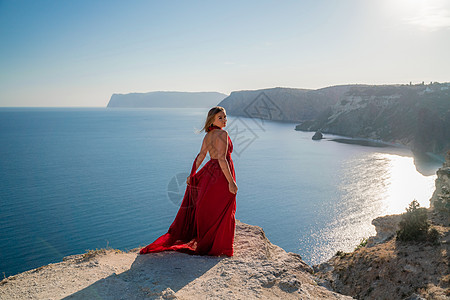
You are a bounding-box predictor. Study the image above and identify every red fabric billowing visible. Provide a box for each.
[139,126,236,256]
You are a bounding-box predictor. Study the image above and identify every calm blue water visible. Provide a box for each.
[0,107,440,277]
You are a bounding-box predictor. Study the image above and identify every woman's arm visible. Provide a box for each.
[194,135,209,171]
[215,131,238,194]
[186,136,208,185]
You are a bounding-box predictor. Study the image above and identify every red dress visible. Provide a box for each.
[139,125,236,256]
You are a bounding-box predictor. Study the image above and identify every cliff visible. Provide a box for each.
[107,91,228,108]
[296,83,450,156]
[217,83,449,156]
[217,85,354,122]
[431,150,450,212]
[314,152,450,300]
[0,221,351,300]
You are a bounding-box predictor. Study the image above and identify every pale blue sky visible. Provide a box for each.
[1,0,449,107]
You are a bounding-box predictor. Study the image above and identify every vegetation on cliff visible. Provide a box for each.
[396,200,440,244]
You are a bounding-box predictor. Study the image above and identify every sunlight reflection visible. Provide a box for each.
[311,152,438,263]
[383,153,436,214]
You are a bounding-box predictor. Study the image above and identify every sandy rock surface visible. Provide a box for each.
[0,221,351,299]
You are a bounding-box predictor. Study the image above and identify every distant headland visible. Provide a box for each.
[107,91,228,108]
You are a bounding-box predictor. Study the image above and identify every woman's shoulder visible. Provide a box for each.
[216,129,228,137]
[207,128,228,135]
[207,129,228,142]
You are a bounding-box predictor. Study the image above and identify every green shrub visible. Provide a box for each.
[396,200,441,244]
[335,250,347,258]
[427,227,441,244]
[396,200,429,242]
[354,238,368,251]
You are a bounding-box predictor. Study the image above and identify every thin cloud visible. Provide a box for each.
[403,5,450,31]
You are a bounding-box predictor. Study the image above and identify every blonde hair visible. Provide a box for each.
[201,106,226,133]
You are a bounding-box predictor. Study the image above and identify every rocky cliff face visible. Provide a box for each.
[107,91,227,108]
[296,83,450,156]
[314,155,450,300]
[0,221,351,300]
[217,86,354,122]
[431,150,450,211]
[219,83,449,156]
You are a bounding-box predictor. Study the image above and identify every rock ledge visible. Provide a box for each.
[0,221,351,300]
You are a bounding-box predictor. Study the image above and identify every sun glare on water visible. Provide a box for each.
[383,153,436,213]
[309,152,437,264]
[340,152,436,217]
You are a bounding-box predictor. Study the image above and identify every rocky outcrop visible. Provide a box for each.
[365,214,403,247]
[0,221,351,299]
[312,131,324,140]
[431,150,450,212]
[107,91,227,108]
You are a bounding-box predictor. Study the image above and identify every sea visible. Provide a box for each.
[0,107,442,278]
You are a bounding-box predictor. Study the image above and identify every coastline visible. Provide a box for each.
[296,128,445,176]
[326,137,403,149]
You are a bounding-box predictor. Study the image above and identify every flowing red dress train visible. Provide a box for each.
[139,126,236,256]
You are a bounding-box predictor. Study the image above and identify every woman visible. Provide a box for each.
[139,106,238,256]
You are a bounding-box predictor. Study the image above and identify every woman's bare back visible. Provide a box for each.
[203,129,227,159]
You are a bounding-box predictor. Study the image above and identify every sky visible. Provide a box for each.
[1,0,449,107]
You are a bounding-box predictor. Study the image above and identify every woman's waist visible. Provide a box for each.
[197,157,235,178]
[209,156,231,161]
